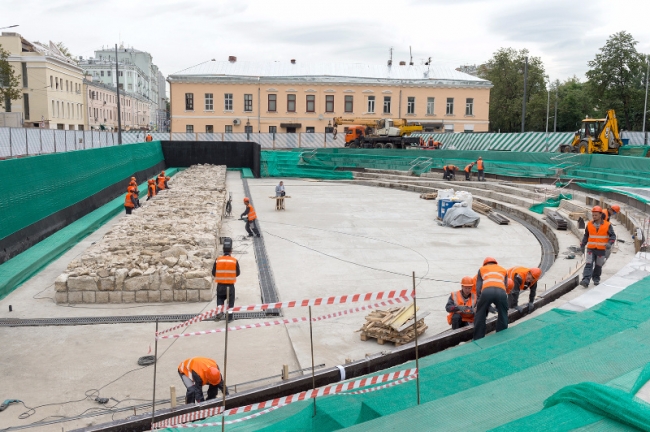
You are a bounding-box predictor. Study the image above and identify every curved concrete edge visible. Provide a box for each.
[559,252,650,312]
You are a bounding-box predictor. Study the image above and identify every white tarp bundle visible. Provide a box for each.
[441,202,480,228]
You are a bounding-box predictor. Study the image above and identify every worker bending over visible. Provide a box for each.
[580,206,616,287]
[464,162,475,181]
[443,164,457,181]
[473,257,509,340]
[147,179,156,200]
[476,157,485,182]
[177,357,227,404]
[212,237,240,322]
[124,186,139,215]
[602,204,620,222]
[157,171,169,191]
[241,197,261,237]
[446,277,476,329]
[506,267,541,311]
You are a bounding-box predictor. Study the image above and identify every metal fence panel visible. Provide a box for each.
[299,133,325,148]
[65,130,76,151]
[223,133,249,142]
[325,133,344,148]
[171,132,194,141]
[0,128,10,157]
[252,133,274,148]
[10,128,27,156]
[41,130,55,154]
[274,134,299,148]
[26,129,42,155]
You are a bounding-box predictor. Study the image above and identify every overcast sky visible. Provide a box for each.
[3,0,649,83]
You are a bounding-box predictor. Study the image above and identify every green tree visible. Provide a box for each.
[0,44,22,111]
[552,77,596,132]
[478,48,547,132]
[586,31,647,130]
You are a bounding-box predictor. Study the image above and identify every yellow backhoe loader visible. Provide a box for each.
[558,109,623,154]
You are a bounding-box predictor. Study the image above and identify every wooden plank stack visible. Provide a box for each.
[359,304,428,346]
[472,201,493,215]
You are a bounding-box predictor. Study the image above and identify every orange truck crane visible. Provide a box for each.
[333,117,422,149]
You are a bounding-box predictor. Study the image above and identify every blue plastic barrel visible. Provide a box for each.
[438,199,456,219]
[621,138,630,146]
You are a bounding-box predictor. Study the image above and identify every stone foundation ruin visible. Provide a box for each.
[54,164,227,304]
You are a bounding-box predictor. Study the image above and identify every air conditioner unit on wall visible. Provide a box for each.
[233,119,241,125]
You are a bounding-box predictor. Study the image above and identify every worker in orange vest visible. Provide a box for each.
[473,257,509,340]
[211,237,240,322]
[601,204,620,222]
[443,164,458,181]
[177,357,227,403]
[446,276,476,329]
[147,179,156,200]
[124,186,138,214]
[580,206,616,287]
[129,176,137,189]
[506,267,542,311]
[145,133,153,142]
[476,157,485,182]
[464,162,474,181]
[241,197,260,237]
[157,171,169,191]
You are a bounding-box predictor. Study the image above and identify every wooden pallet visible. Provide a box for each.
[359,305,428,346]
[360,320,428,346]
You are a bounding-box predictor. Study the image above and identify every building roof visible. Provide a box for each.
[168,61,491,87]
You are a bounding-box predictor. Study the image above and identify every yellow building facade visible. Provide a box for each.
[0,33,85,130]
[168,60,492,134]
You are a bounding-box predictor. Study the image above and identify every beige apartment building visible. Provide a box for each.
[84,77,152,131]
[168,59,492,134]
[0,32,85,130]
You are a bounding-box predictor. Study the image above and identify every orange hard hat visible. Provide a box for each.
[128,186,135,192]
[206,367,221,385]
[529,267,542,280]
[461,276,474,287]
[161,171,165,175]
[243,197,250,203]
[592,206,602,213]
[611,205,620,213]
[148,179,154,184]
[483,257,498,266]
[507,278,514,291]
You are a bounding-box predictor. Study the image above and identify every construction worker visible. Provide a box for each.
[602,204,620,222]
[476,157,485,182]
[580,206,616,287]
[177,357,227,404]
[124,187,138,214]
[241,197,261,237]
[145,133,153,142]
[275,181,286,197]
[443,164,458,181]
[147,179,156,201]
[446,277,476,329]
[464,162,475,181]
[157,171,169,191]
[506,267,542,311]
[212,237,240,322]
[129,176,137,189]
[473,257,509,340]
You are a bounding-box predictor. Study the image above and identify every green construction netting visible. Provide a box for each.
[529,193,573,214]
[0,168,180,300]
[0,141,164,242]
[262,149,650,192]
[163,274,650,431]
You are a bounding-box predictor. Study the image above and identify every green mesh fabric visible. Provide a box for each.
[261,151,353,180]
[164,275,650,431]
[529,194,573,214]
[0,142,164,242]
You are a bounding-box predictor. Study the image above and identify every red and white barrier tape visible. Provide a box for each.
[153,367,418,429]
[157,296,411,340]
[338,373,417,395]
[165,374,417,429]
[157,289,413,336]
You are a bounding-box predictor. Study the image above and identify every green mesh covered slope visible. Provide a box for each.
[0,141,164,242]
[166,275,650,431]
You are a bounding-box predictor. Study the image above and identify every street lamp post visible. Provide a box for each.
[643,58,649,146]
[545,83,550,152]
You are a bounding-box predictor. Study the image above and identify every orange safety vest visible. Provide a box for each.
[477,160,484,170]
[178,357,221,385]
[586,220,610,250]
[125,192,135,208]
[215,255,238,284]
[479,263,507,291]
[148,183,156,198]
[157,175,166,190]
[447,290,476,325]
[145,135,152,142]
[246,204,257,221]
[506,267,534,294]
[464,164,473,173]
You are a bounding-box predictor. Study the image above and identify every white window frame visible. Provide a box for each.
[427,97,435,115]
[224,93,233,111]
[407,97,415,114]
[446,98,454,115]
[367,96,375,113]
[383,96,391,114]
[465,98,474,116]
[205,93,214,111]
